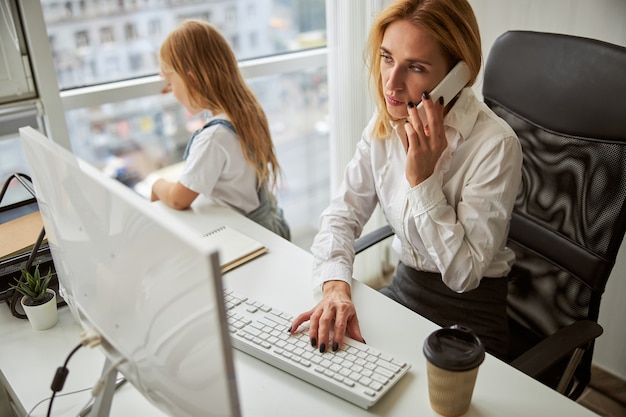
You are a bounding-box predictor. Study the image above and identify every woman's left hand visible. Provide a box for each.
[402,93,448,187]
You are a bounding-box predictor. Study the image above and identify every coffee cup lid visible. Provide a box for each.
[423,325,485,371]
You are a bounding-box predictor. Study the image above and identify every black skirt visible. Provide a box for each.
[380,262,509,360]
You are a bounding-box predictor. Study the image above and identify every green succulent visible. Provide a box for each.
[10,265,54,305]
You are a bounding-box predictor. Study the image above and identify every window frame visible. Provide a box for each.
[59,48,327,112]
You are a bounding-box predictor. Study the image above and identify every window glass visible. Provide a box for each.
[38,0,328,248]
[40,0,327,90]
[0,136,33,207]
[64,67,329,245]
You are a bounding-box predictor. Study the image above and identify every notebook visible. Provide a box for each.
[202,225,267,273]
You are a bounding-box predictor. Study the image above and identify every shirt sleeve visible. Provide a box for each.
[407,133,522,292]
[179,127,229,196]
[310,124,380,292]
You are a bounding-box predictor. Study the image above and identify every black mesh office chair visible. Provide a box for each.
[355,31,626,400]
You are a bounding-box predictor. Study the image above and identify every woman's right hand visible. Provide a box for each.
[403,93,447,187]
[289,280,365,353]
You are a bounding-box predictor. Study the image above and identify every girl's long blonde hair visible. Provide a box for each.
[366,0,482,139]
[160,19,281,189]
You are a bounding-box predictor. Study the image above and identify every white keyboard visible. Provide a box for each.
[224,289,412,409]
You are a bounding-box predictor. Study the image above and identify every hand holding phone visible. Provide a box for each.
[416,61,471,122]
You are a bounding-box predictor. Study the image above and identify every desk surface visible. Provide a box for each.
[0,201,599,417]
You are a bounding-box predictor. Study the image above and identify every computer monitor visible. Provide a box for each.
[19,126,241,417]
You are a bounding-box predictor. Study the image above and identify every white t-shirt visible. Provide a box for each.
[179,115,260,214]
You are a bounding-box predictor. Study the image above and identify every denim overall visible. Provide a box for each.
[184,119,291,241]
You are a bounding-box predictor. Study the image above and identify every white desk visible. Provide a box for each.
[0,201,599,417]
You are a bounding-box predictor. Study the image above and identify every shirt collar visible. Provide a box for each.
[443,87,481,142]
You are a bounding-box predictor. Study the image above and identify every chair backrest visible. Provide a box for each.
[483,31,626,397]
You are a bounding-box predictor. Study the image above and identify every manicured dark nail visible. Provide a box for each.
[287,326,292,333]
[333,342,339,352]
[422,91,430,100]
[438,96,444,105]
[311,337,317,348]
[407,101,414,108]
[319,343,326,353]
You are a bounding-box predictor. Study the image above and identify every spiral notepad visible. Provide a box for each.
[202,225,267,273]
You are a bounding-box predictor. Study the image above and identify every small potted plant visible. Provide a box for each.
[10,265,58,330]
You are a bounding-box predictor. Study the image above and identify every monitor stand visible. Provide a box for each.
[82,358,125,417]
[88,358,116,417]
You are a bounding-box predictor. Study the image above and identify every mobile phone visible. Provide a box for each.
[416,60,471,122]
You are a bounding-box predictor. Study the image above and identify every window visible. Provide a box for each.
[230,34,240,52]
[124,22,138,41]
[247,3,256,19]
[0,0,39,207]
[148,18,161,38]
[128,53,143,71]
[75,30,90,49]
[100,26,115,44]
[34,0,328,248]
[249,31,258,49]
[0,0,328,248]
[64,1,73,18]
[41,0,325,89]
[0,1,36,105]
[225,6,237,26]
[0,135,33,206]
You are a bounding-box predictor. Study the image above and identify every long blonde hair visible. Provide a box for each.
[366,0,482,139]
[160,20,281,189]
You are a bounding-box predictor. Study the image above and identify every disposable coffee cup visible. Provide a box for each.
[423,325,485,417]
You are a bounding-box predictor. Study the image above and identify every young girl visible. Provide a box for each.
[151,20,290,241]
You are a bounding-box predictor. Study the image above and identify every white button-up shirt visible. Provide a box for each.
[311,88,523,293]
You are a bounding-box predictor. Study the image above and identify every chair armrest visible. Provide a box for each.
[510,320,603,378]
[354,225,394,254]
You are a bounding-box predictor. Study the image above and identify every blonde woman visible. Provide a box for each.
[152,20,290,240]
[290,0,522,359]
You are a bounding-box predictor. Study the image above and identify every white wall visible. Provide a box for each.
[470,0,626,96]
[469,0,626,380]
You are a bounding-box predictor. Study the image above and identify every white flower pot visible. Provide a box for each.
[21,288,58,330]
